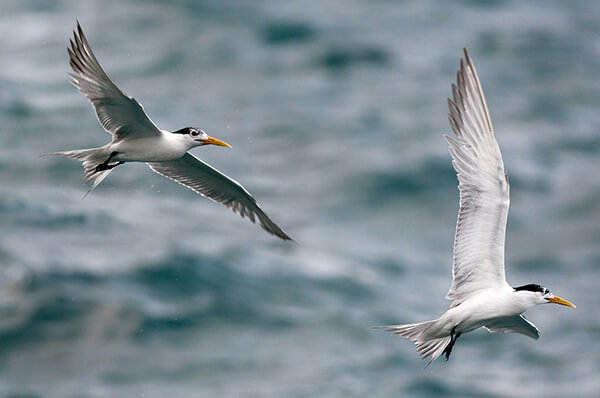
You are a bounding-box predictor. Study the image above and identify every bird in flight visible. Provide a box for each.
[50,22,292,241]
[377,49,574,365]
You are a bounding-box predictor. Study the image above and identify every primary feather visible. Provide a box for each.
[68,21,162,140]
[148,154,293,241]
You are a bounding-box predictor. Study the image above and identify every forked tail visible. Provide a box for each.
[47,147,113,197]
[376,320,451,366]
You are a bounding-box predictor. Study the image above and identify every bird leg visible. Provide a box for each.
[95,152,123,172]
[444,326,461,361]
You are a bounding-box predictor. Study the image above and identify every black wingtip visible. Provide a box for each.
[74,20,81,42]
[274,228,295,242]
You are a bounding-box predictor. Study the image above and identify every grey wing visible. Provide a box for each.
[484,315,540,340]
[445,49,510,303]
[148,153,292,241]
[68,22,162,140]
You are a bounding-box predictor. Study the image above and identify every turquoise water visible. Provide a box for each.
[1,0,599,397]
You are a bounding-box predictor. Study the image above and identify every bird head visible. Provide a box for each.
[172,127,231,149]
[513,284,575,308]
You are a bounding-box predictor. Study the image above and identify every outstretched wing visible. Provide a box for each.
[484,315,540,340]
[148,153,292,241]
[68,21,162,140]
[445,49,510,303]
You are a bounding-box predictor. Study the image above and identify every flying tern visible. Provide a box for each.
[50,22,292,241]
[377,49,575,365]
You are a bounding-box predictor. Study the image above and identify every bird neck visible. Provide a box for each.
[160,131,194,156]
[511,290,543,312]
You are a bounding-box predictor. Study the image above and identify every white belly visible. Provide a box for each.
[109,135,188,162]
[432,286,519,337]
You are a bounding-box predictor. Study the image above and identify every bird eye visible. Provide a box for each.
[190,130,199,137]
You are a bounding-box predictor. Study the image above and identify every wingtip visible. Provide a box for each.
[371,325,396,332]
[275,229,295,242]
[82,186,92,200]
[463,48,475,69]
[257,212,294,242]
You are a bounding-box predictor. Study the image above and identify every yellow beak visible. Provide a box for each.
[547,296,576,308]
[200,136,231,148]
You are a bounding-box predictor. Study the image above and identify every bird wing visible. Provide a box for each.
[484,315,540,340]
[67,22,162,140]
[445,49,510,302]
[147,153,292,241]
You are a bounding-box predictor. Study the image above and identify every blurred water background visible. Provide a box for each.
[1,0,599,397]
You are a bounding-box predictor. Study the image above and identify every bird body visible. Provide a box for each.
[378,49,574,365]
[108,132,191,162]
[403,285,526,340]
[50,22,291,241]
[434,286,514,336]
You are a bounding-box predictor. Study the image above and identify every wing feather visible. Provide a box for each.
[445,49,510,302]
[148,153,292,241]
[484,315,540,340]
[68,22,161,140]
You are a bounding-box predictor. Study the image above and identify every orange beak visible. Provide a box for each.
[547,296,576,308]
[199,136,231,148]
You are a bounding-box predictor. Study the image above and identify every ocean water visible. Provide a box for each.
[1,0,599,396]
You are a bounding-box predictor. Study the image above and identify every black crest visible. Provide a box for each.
[513,284,546,293]
[172,127,193,135]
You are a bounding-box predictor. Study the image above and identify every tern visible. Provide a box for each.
[377,49,575,365]
[50,22,292,241]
